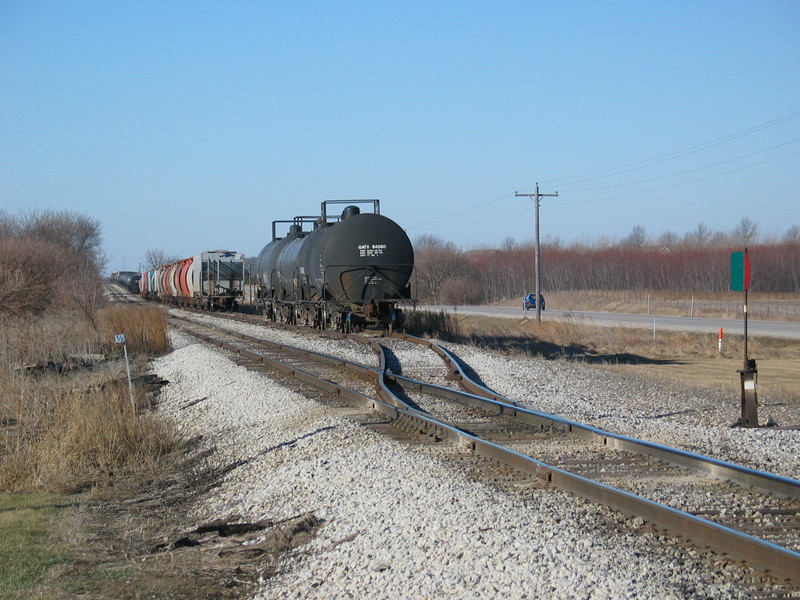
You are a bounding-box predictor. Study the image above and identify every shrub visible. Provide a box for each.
[0,305,173,492]
[98,304,170,356]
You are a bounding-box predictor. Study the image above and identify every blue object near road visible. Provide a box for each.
[524,293,545,311]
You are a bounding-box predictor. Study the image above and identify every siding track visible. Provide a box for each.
[168,310,800,587]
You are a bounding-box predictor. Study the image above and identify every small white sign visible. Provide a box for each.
[114,334,126,344]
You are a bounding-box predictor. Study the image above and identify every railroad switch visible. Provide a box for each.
[445,368,460,382]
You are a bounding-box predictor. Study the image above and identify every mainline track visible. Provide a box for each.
[168,311,800,586]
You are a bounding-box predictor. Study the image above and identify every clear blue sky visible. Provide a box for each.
[1,1,798,272]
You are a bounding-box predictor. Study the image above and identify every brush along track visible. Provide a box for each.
[167,311,800,586]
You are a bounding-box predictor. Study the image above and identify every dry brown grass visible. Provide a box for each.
[0,305,174,492]
[404,309,462,340]
[455,312,799,361]
[98,304,170,355]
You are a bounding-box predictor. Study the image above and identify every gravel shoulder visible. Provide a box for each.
[443,341,800,478]
[146,326,800,599]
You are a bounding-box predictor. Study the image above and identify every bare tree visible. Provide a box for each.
[622,225,648,247]
[63,251,109,326]
[144,249,180,270]
[500,237,517,251]
[413,235,465,304]
[657,230,679,249]
[710,231,732,248]
[684,222,712,247]
[18,209,102,265]
[732,217,758,247]
[784,225,800,243]
[542,234,563,251]
[0,210,18,239]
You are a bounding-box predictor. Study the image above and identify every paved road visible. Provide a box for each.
[420,305,800,340]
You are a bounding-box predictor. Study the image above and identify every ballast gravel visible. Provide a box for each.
[151,327,799,599]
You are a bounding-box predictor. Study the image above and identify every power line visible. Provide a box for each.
[559,147,800,206]
[405,202,529,235]
[561,136,800,193]
[406,110,800,239]
[402,191,516,229]
[406,143,800,234]
[541,110,800,189]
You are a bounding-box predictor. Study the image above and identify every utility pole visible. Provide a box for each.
[515,183,559,323]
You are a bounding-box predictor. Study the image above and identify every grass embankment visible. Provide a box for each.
[0,304,173,595]
[0,493,66,599]
[405,308,800,405]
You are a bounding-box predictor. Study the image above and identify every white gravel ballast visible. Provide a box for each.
[152,331,797,599]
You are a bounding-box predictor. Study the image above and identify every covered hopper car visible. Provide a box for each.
[140,250,244,310]
[255,199,414,332]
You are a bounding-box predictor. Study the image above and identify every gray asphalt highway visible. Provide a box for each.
[420,305,800,339]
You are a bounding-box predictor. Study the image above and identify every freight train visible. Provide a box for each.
[255,199,414,332]
[139,250,245,311]
[111,271,141,294]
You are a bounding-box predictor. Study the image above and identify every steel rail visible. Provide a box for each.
[378,372,800,582]
[172,317,800,583]
[170,321,391,410]
[173,310,800,503]
[393,333,800,500]
[466,432,800,585]
[373,350,800,583]
[170,314,381,371]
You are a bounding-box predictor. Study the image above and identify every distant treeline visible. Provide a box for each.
[415,220,800,304]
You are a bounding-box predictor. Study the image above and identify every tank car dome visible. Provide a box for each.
[341,206,360,219]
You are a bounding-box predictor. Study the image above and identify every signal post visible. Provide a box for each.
[731,249,758,427]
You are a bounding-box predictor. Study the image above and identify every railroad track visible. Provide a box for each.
[105,283,145,304]
[166,309,800,587]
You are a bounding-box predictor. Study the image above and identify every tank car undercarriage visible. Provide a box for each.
[261,298,403,333]
[146,292,240,312]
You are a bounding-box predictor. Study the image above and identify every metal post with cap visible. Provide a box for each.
[731,249,757,427]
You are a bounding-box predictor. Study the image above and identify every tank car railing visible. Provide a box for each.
[321,199,380,222]
[271,217,316,241]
